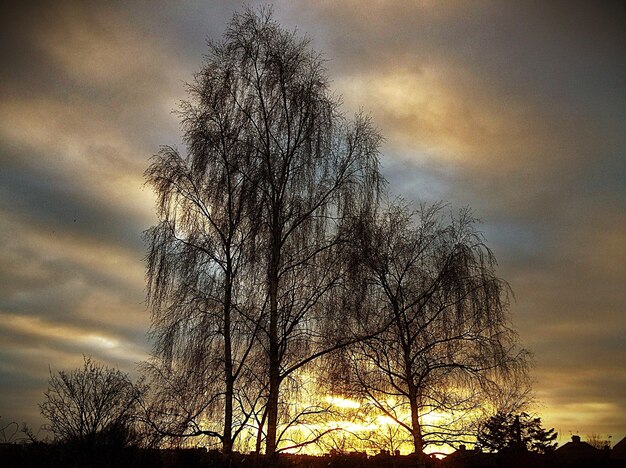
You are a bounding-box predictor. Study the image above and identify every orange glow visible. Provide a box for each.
[324,395,361,409]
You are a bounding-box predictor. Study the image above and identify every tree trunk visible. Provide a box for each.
[255,407,267,454]
[265,274,280,454]
[406,356,426,467]
[222,262,234,454]
[266,365,279,455]
[408,382,424,457]
[265,223,281,455]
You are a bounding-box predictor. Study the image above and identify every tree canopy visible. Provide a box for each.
[145,6,382,455]
[339,202,528,458]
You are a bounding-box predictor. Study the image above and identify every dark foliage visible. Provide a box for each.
[477,412,557,454]
[39,356,144,449]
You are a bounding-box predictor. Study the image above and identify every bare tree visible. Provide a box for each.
[39,356,143,447]
[219,9,382,454]
[345,202,529,459]
[145,7,383,455]
[144,11,265,450]
[586,433,611,450]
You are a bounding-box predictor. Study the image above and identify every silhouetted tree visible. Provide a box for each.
[345,202,529,460]
[39,356,143,448]
[220,8,382,455]
[477,411,557,453]
[585,433,611,450]
[144,6,265,449]
[146,6,382,455]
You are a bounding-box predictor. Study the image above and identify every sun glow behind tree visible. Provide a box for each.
[249,392,480,456]
[142,6,529,457]
[184,377,506,456]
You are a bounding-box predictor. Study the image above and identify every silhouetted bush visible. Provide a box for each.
[39,356,145,450]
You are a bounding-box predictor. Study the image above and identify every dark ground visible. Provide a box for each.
[1,444,624,468]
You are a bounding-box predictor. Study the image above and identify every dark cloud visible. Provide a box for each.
[0,156,145,253]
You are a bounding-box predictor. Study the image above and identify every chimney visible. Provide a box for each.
[572,435,581,443]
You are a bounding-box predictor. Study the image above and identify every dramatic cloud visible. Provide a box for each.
[0,0,624,443]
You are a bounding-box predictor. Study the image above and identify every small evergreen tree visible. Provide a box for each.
[477,412,557,453]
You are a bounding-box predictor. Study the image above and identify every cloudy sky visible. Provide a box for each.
[1,0,624,444]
